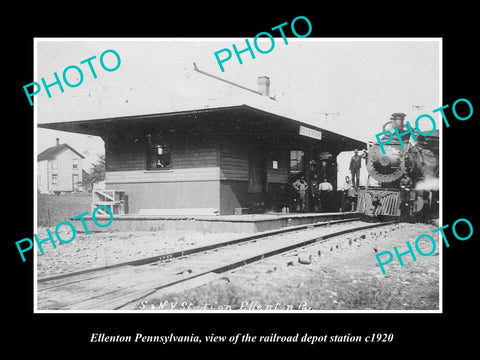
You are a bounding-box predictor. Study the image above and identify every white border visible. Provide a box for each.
[33,37,443,314]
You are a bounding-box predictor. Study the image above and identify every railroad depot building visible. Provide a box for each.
[38,73,365,216]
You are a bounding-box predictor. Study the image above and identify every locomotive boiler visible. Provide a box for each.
[358,113,439,219]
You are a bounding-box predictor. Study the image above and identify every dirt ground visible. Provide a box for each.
[135,221,440,311]
[36,221,440,311]
[37,193,92,227]
[36,228,250,277]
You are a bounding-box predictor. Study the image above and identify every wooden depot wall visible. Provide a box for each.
[219,135,290,214]
[104,133,221,214]
[103,131,291,215]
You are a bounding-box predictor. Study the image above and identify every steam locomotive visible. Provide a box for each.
[357,113,439,219]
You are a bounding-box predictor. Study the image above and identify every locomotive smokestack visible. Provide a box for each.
[390,113,406,130]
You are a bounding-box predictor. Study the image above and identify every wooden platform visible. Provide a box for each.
[73,211,359,233]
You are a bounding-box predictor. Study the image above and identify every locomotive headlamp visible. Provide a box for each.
[367,145,405,184]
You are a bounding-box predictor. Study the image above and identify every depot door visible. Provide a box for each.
[248,146,266,193]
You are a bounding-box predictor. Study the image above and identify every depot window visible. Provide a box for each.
[290,150,304,173]
[146,134,171,170]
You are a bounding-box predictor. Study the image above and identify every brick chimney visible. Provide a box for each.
[56,138,60,146]
[258,76,270,96]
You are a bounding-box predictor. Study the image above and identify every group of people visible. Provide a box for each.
[292,174,333,212]
[290,148,416,215]
[292,174,358,213]
[290,149,366,213]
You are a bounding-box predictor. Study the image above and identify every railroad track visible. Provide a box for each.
[37,218,396,311]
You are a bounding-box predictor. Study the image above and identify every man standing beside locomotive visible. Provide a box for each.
[399,173,413,214]
[349,149,366,189]
[339,175,355,212]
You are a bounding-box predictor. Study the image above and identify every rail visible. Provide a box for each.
[37,218,397,310]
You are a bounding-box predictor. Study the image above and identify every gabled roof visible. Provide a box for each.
[37,143,85,162]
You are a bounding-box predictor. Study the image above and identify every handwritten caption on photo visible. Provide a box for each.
[137,299,312,311]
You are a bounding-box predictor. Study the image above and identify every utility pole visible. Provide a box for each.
[315,111,340,124]
[411,105,426,110]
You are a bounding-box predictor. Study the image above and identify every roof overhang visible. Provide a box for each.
[38,105,366,152]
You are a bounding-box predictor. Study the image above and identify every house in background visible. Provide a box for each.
[37,138,85,194]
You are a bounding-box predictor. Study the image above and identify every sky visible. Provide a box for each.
[35,38,441,169]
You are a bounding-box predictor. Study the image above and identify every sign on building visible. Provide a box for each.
[299,126,322,140]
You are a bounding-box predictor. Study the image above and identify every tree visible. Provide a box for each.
[83,155,105,192]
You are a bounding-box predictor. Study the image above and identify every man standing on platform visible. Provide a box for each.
[340,175,354,212]
[309,173,320,212]
[292,175,308,212]
[318,178,333,212]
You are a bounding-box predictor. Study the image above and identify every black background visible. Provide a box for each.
[6,4,478,355]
